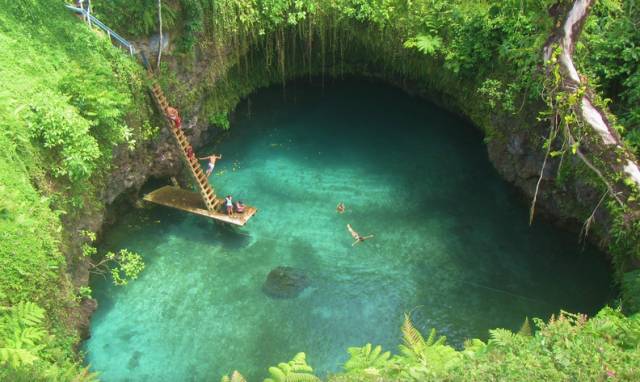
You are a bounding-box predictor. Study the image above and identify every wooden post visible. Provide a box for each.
[86,0,92,28]
[157,0,162,70]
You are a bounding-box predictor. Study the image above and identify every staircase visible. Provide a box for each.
[149,82,220,212]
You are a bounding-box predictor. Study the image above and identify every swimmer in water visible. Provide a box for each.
[347,224,374,246]
[336,202,345,213]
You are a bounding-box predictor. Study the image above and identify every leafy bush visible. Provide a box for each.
[0,302,98,381]
[26,91,100,182]
[0,0,147,378]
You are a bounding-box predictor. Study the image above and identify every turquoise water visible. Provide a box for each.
[84,80,612,381]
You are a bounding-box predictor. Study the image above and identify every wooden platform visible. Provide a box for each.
[143,186,257,226]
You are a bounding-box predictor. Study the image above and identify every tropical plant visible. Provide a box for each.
[0,301,45,369]
[403,34,442,56]
[264,352,320,382]
[221,370,247,382]
[0,301,99,381]
[398,313,446,361]
[81,231,145,286]
[343,343,394,376]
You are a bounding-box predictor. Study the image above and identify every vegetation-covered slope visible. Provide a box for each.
[251,309,640,381]
[0,1,147,379]
[1,0,640,380]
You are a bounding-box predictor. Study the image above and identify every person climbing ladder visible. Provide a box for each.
[165,106,181,129]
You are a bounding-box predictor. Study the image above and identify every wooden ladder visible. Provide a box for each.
[149,82,219,211]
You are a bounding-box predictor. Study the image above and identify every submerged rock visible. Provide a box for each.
[262,266,309,299]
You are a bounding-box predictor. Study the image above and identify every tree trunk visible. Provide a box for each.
[542,0,640,209]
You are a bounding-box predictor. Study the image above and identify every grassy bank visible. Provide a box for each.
[0,1,148,379]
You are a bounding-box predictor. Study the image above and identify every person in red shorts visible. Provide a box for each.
[165,106,182,129]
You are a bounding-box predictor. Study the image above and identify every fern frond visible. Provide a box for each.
[488,328,517,348]
[221,370,247,382]
[264,353,319,382]
[462,338,486,355]
[401,313,426,354]
[518,317,532,336]
[344,343,392,372]
[403,34,442,56]
[12,301,44,327]
[0,347,38,368]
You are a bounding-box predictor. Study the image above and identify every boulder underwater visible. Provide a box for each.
[262,266,310,299]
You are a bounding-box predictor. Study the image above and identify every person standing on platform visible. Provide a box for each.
[225,195,233,216]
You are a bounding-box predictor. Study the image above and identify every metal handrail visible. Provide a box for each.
[64,4,135,55]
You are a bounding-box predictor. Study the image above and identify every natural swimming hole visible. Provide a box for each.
[84,79,613,381]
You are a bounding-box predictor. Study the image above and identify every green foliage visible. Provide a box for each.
[0,1,148,379]
[179,0,205,53]
[403,34,442,56]
[92,0,178,37]
[579,0,640,154]
[209,111,231,130]
[221,370,247,382]
[264,352,320,382]
[622,270,640,313]
[84,230,145,286]
[3,1,640,381]
[399,313,446,361]
[25,91,100,182]
[344,343,393,375]
[327,308,640,381]
[0,302,99,381]
[0,302,45,369]
[77,286,93,301]
[517,317,532,336]
[106,249,145,286]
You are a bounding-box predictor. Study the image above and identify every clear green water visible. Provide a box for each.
[84,80,612,381]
